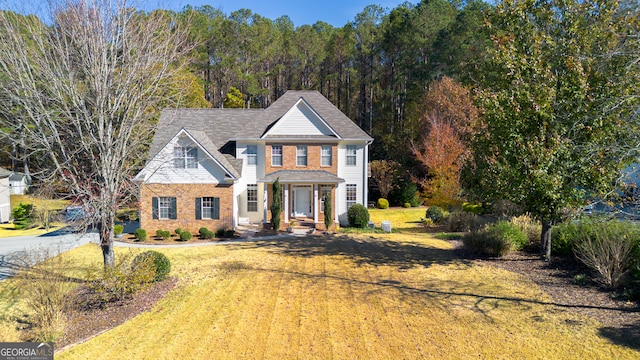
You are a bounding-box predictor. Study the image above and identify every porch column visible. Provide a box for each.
[313,184,319,223]
[263,185,268,223]
[284,184,289,223]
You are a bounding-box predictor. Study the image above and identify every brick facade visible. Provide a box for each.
[265,143,338,175]
[139,183,233,235]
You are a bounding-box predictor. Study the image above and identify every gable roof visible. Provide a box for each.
[146,90,372,165]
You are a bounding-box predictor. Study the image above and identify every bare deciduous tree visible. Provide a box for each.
[0,1,194,267]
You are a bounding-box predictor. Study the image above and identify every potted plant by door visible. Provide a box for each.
[113,224,124,238]
[287,219,297,233]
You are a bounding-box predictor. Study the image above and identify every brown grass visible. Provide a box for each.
[50,232,639,359]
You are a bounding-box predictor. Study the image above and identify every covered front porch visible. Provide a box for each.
[258,170,343,230]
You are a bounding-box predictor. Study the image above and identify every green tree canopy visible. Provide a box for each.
[465,0,640,260]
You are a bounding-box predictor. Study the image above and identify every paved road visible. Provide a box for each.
[0,228,99,280]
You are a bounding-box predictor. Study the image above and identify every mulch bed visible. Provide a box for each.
[450,241,640,348]
[57,277,178,350]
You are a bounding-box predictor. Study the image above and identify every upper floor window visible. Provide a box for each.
[247,184,258,212]
[271,145,282,166]
[346,184,357,209]
[246,145,257,166]
[346,145,357,166]
[296,145,307,166]
[321,145,332,166]
[174,146,197,169]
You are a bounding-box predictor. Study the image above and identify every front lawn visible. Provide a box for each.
[367,207,426,231]
[4,231,628,359]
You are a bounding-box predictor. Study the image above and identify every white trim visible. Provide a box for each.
[261,98,342,139]
[134,128,238,182]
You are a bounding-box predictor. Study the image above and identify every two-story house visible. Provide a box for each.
[134,90,373,234]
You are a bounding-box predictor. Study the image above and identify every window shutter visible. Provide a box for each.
[213,197,220,220]
[195,198,202,220]
[170,197,177,220]
[152,197,158,220]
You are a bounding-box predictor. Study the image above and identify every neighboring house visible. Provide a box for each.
[0,168,11,223]
[134,90,373,234]
[8,172,31,195]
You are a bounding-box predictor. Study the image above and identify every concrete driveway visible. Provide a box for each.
[0,228,99,280]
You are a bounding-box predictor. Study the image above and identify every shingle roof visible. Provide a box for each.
[258,170,345,184]
[146,91,372,164]
[185,129,241,178]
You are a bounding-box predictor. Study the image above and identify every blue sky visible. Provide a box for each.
[1,1,411,28]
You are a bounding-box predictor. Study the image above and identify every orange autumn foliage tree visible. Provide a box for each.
[412,77,477,206]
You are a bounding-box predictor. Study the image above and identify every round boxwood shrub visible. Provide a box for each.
[132,250,171,282]
[376,198,389,209]
[347,204,370,228]
[403,202,411,208]
[199,227,215,240]
[426,206,444,224]
[179,231,193,241]
[134,228,147,242]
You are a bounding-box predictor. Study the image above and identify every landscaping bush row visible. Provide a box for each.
[132,227,235,241]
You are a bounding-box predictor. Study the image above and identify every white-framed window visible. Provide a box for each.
[320,185,331,213]
[346,184,357,209]
[346,145,357,166]
[174,146,198,168]
[296,145,307,166]
[321,145,332,166]
[201,197,220,219]
[246,145,257,166]
[158,197,173,219]
[247,184,258,212]
[271,145,282,166]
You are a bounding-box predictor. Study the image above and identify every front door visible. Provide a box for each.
[293,186,311,217]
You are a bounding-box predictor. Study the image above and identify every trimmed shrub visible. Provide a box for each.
[155,229,171,240]
[224,229,235,238]
[403,202,411,208]
[215,228,226,238]
[132,250,171,282]
[199,227,215,240]
[376,198,389,209]
[324,191,333,230]
[113,224,124,235]
[447,212,484,232]
[462,202,482,215]
[174,228,182,235]
[134,228,147,242]
[179,231,193,241]
[271,178,282,231]
[425,206,444,224]
[347,204,370,228]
